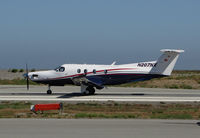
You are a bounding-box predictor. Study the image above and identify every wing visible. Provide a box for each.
[72,75,104,89]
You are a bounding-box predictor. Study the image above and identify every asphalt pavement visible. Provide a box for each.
[0,119,199,138]
[0,85,200,103]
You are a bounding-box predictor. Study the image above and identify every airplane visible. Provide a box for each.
[24,49,184,95]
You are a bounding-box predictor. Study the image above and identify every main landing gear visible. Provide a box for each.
[86,86,95,95]
[81,84,95,95]
[47,85,52,94]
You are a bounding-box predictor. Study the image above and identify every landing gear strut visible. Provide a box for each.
[47,85,52,94]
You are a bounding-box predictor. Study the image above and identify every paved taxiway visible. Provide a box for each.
[0,119,200,138]
[0,85,200,103]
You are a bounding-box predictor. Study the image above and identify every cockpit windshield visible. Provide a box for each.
[54,66,65,72]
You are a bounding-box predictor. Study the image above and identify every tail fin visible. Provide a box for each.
[150,49,184,76]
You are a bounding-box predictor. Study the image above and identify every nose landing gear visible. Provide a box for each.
[47,85,52,94]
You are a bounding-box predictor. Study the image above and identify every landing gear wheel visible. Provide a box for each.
[86,86,95,95]
[47,90,52,95]
[47,85,52,95]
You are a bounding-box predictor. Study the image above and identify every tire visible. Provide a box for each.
[87,86,95,95]
[47,90,52,94]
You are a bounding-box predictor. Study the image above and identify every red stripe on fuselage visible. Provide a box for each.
[99,73,145,76]
[48,68,137,81]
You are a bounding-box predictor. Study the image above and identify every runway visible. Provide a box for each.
[0,85,200,103]
[0,119,200,138]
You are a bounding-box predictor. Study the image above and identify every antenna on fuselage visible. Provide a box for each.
[111,61,116,65]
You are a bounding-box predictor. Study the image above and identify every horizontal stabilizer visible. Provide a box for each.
[160,49,184,53]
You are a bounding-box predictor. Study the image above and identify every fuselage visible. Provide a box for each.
[28,61,163,86]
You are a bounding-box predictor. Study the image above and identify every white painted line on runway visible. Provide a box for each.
[0,95,200,102]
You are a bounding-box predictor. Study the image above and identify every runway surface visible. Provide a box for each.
[0,85,200,103]
[0,119,200,138]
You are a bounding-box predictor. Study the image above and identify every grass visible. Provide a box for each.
[75,113,137,119]
[0,101,31,109]
[0,102,200,119]
[0,79,37,85]
[119,70,200,89]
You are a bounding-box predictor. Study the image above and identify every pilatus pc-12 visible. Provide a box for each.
[24,49,184,95]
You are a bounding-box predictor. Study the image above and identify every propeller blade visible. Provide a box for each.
[27,76,29,90]
[26,64,29,90]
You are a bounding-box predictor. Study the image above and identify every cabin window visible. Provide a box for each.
[77,69,81,73]
[104,70,108,74]
[93,69,96,74]
[84,69,88,74]
[54,66,65,72]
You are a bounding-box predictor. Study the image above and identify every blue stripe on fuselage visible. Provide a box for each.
[33,73,165,86]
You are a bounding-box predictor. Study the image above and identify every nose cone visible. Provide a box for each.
[24,70,52,81]
[23,73,34,80]
[28,72,39,80]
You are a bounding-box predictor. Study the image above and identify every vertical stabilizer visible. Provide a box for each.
[150,49,184,76]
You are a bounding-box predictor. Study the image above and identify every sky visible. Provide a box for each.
[0,0,199,70]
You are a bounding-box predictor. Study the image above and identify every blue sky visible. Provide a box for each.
[0,0,199,69]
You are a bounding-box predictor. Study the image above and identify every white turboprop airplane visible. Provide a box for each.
[24,49,184,95]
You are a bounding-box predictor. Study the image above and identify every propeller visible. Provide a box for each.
[23,64,29,90]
